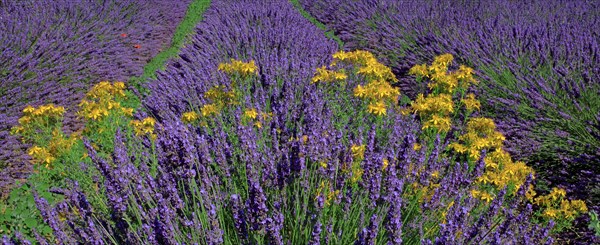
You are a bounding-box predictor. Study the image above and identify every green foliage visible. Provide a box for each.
[589,211,600,237]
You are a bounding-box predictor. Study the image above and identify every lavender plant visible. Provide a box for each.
[300,0,600,229]
[4,0,566,243]
[0,0,191,197]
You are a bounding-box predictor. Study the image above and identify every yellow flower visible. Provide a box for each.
[382,158,389,171]
[408,64,429,77]
[422,114,451,132]
[121,107,134,117]
[28,146,44,156]
[107,101,121,110]
[87,108,108,120]
[254,121,262,129]
[182,111,199,123]
[244,109,258,120]
[525,185,536,201]
[113,82,126,90]
[413,143,422,151]
[18,116,32,125]
[570,200,588,213]
[302,135,309,144]
[549,187,567,201]
[457,65,473,78]
[326,189,340,206]
[142,117,156,127]
[218,59,258,77]
[479,191,493,203]
[433,53,454,67]
[461,93,481,111]
[312,66,347,83]
[351,144,366,160]
[353,85,367,98]
[543,208,558,219]
[201,104,219,117]
[22,105,35,115]
[449,142,467,154]
[351,167,364,184]
[367,101,387,116]
[466,117,496,135]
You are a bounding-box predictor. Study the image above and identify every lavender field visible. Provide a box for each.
[0,0,598,244]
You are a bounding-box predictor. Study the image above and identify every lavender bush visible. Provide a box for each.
[1,0,567,243]
[300,0,600,224]
[1,0,590,243]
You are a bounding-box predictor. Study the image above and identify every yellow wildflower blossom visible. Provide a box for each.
[408,64,429,77]
[422,114,451,132]
[367,101,387,116]
[244,108,258,120]
[351,144,366,160]
[353,84,367,98]
[201,104,219,117]
[311,66,347,83]
[461,93,481,111]
[382,158,389,171]
[181,111,200,123]
[218,59,258,77]
[432,53,454,67]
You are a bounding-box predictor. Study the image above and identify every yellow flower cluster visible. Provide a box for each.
[351,144,366,160]
[354,80,401,116]
[78,81,134,121]
[475,149,534,193]
[332,51,397,82]
[409,54,477,94]
[342,51,399,116]
[449,117,506,160]
[534,188,588,221]
[449,117,532,197]
[27,146,55,168]
[200,83,244,120]
[130,117,157,140]
[405,54,483,133]
[201,104,219,117]
[470,189,495,203]
[244,108,258,120]
[311,66,347,83]
[26,129,78,169]
[217,59,258,78]
[181,111,200,124]
[204,85,238,106]
[242,108,272,128]
[382,158,389,171]
[461,93,481,111]
[332,50,377,66]
[11,104,66,135]
[408,93,454,132]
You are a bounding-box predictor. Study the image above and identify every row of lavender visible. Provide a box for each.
[4,0,561,243]
[300,0,599,216]
[0,0,190,195]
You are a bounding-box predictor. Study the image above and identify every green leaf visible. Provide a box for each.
[24,217,38,228]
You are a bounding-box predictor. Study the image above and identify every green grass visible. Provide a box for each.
[289,0,344,49]
[129,0,212,91]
